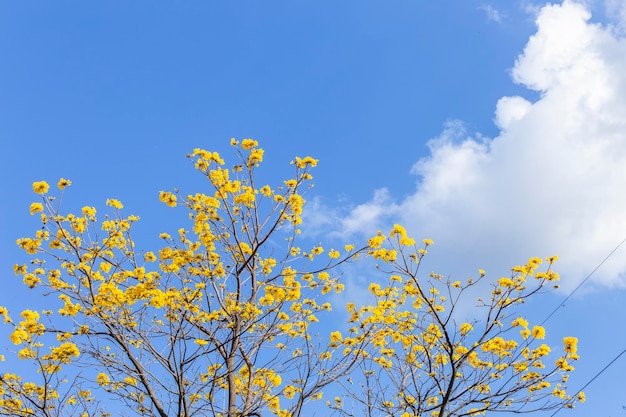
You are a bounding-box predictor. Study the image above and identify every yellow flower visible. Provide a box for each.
[563,337,579,359]
[159,191,177,207]
[328,249,340,259]
[283,385,297,399]
[13,264,27,276]
[16,237,40,254]
[10,328,28,344]
[58,294,82,316]
[124,377,137,386]
[32,181,50,194]
[535,343,551,356]
[96,373,110,386]
[293,156,318,168]
[368,233,385,249]
[23,273,41,289]
[368,283,381,294]
[390,224,415,245]
[0,306,10,324]
[260,257,276,275]
[239,241,253,255]
[329,331,343,345]
[311,391,323,400]
[247,148,264,167]
[531,325,545,339]
[498,277,515,287]
[511,317,528,328]
[556,357,574,371]
[20,309,40,321]
[271,374,282,387]
[106,199,124,209]
[241,138,258,150]
[50,342,80,363]
[191,148,225,166]
[460,322,473,336]
[29,202,43,215]
[310,246,323,255]
[389,224,406,237]
[260,185,272,197]
[81,206,97,218]
[427,396,439,406]
[57,178,72,189]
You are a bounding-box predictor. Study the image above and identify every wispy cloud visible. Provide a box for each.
[330,1,626,290]
[480,4,504,23]
[604,0,626,32]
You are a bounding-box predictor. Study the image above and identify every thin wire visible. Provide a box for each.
[541,237,626,326]
[550,347,626,417]
[544,237,626,416]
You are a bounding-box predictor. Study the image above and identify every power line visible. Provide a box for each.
[550,347,626,417]
[543,237,626,416]
[540,237,626,326]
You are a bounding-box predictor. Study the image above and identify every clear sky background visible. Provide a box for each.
[2,1,626,416]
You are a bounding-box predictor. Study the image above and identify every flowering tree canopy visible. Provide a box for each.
[1,140,583,417]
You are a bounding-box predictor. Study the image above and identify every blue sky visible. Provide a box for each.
[2,1,626,416]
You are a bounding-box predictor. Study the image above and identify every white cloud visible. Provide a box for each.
[335,0,626,290]
[604,0,626,31]
[494,96,533,130]
[481,4,504,23]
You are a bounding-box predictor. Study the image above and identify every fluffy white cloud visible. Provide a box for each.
[336,0,626,289]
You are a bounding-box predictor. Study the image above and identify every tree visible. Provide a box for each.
[330,229,584,416]
[1,139,583,417]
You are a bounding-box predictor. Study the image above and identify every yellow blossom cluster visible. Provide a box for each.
[338,225,583,416]
[1,141,582,417]
[3,141,369,417]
